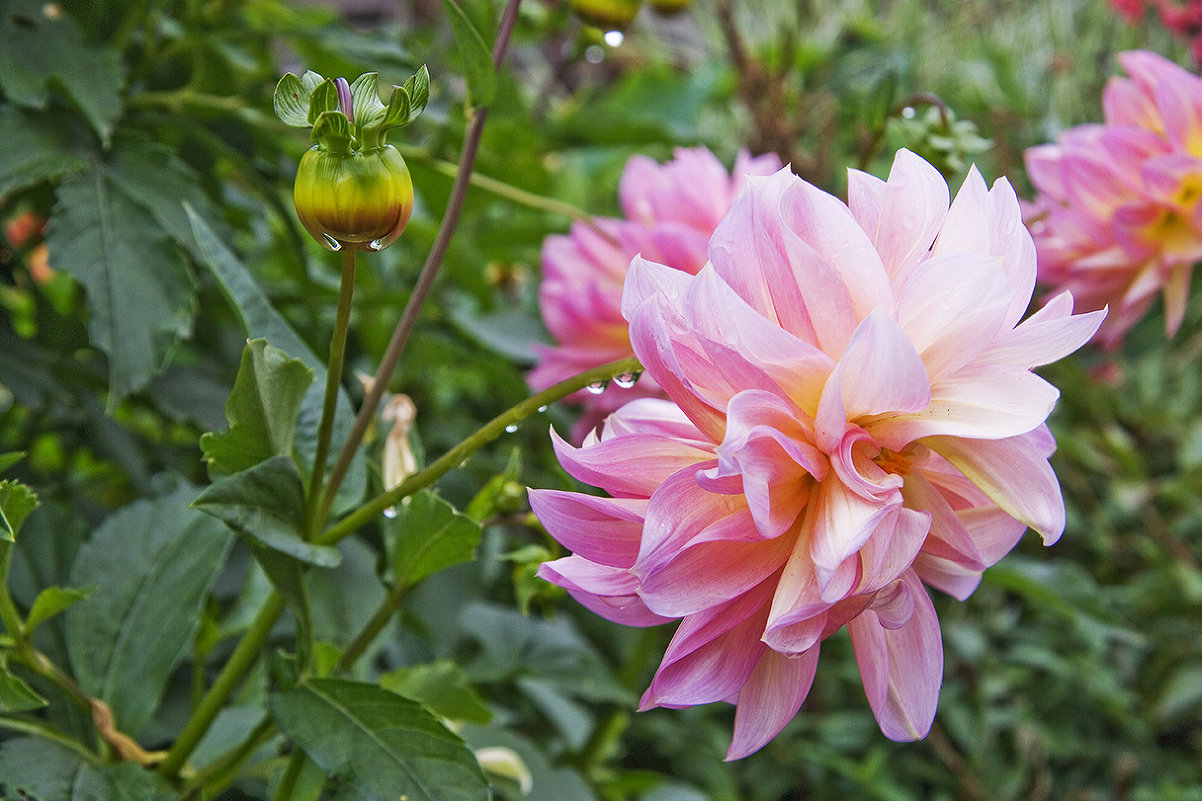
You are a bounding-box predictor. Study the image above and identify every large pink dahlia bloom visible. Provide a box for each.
[1025,50,1202,346]
[531,150,1105,760]
[529,147,781,437]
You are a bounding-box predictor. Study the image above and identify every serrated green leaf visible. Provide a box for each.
[271,678,489,801]
[442,0,496,107]
[349,72,387,125]
[0,0,124,142]
[0,480,38,542]
[0,738,174,800]
[0,105,89,196]
[65,485,233,736]
[0,667,47,712]
[105,134,229,261]
[382,660,492,724]
[186,208,366,515]
[390,490,482,588]
[193,456,340,568]
[274,72,312,127]
[47,166,197,407]
[25,585,92,635]
[307,78,339,124]
[201,339,314,477]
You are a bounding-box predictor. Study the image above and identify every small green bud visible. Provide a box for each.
[569,0,643,29]
[273,67,430,251]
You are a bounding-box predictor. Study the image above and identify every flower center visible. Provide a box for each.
[873,446,914,476]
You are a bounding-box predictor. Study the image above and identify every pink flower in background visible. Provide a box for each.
[1111,2,1202,62]
[531,150,1105,759]
[529,147,781,439]
[1025,50,1202,346]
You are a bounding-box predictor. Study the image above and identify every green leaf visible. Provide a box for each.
[186,208,367,514]
[300,70,325,95]
[404,64,431,118]
[274,72,312,127]
[0,738,173,800]
[0,0,125,142]
[389,490,482,588]
[65,484,234,735]
[270,678,489,801]
[0,667,47,712]
[200,339,314,477]
[381,660,492,725]
[0,105,88,196]
[193,456,340,568]
[0,452,24,474]
[349,72,387,126]
[0,480,38,542]
[311,109,352,151]
[442,0,496,107]
[47,166,197,407]
[308,78,339,124]
[25,585,92,635]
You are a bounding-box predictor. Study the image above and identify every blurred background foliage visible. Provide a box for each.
[1,0,1201,798]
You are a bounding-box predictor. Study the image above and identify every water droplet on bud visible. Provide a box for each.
[586,380,607,395]
[367,238,384,251]
[321,233,343,251]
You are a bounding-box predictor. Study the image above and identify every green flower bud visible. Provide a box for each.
[569,0,643,29]
[294,144,413,251]
[273,67,430,252]
[649,0,691,14]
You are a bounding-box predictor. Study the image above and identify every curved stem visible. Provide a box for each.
[304,249,357,537]
[318,356,641,548]
[318,0,525,523]
[183,718,278,798]
[158,593,287,780]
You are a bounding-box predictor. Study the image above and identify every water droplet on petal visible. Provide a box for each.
[505,423,519,433]
[321,233,343,251]
[613,372,637,389]
[586,380,607,395]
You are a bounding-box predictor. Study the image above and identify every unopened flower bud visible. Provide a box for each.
[569,0,643,29]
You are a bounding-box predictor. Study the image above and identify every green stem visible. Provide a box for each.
[183,718,278,798]
[396,145,598,226]
[158,593,286,780]
[335,580,408,675]
[0,543,26,640]
[317,0,526,523]
[272,750,308,801]
[318,356,641,548]
[304,249,357,537]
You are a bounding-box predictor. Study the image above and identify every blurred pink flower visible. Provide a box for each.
[1025,50,1202,345]
[532,150,1105,759]
[529,147,781,439]
[1111,2,1202,62]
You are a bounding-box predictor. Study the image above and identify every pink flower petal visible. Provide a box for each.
[727,647,821,760]
[527,489,646,567]
[550,426,713,499]
[848,570,942,741]
[924,431,1066,543]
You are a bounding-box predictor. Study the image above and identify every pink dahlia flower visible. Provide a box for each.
[531,150,1105,759]
[1025,50,1202,346]
[529,147,781,438]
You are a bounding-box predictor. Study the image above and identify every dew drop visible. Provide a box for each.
[901,106,916,119]
[603,29,625,47]
[367,238,384,251]
[613,371,638,389]
[505,423,519,433]
[586,380,607,395]
[383,506,398,519]
[537,405,549,413]
[321,233,343,251]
